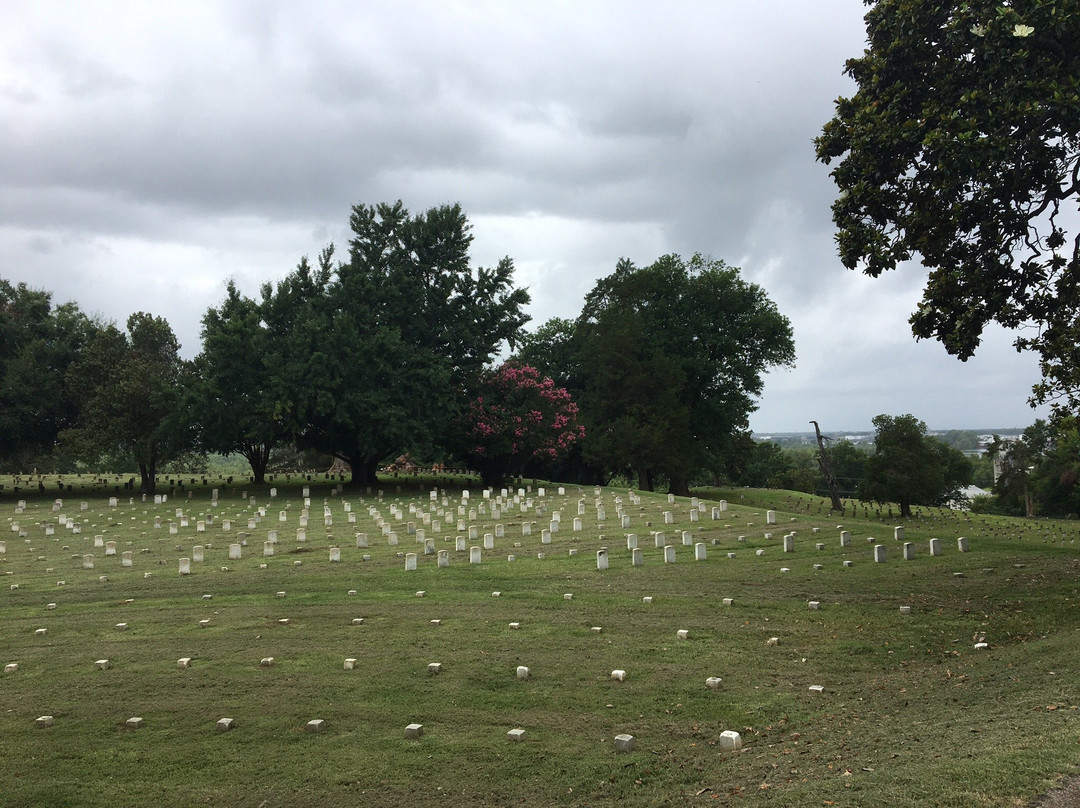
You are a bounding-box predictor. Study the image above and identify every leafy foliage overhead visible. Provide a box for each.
[816,0,1080,410]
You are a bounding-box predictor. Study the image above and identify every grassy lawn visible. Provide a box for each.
[2,474,1079,807]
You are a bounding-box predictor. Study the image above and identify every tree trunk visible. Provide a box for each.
[899,499,911,518]
[244,443,271,485]
[636,465,653,492]
[139,461,156,495]
[342,454,380,490]
[667,472,691,498]
[478,455,511,489]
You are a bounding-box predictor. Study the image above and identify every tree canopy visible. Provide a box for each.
[267,201,530,488]
[0,280,98,471]
[193,281,294,484]
[816,0,1080,412]
[62,313,191,494]
[859,413,973,517]
[460,363,584,487]
[574,253,795,494]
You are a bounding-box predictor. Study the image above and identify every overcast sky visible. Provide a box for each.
[1,1,1050,434]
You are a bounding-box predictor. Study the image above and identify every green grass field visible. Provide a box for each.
[2,475,1080,807]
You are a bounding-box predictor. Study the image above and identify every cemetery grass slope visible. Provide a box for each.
[2,476,1080,807]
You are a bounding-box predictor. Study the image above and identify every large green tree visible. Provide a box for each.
[575,254,795,495]
[63,313,191,494]
[193,280,295,484]
[270,201,530,488]
[816,1,1080,412]
[859,414,973,517]
[0,280,99,471]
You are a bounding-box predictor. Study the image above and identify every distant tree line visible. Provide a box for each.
[744,415,1080,519]
[736,415,978,516]
[0,201,794,495]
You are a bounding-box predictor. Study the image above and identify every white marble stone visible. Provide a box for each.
[718,730,742,750]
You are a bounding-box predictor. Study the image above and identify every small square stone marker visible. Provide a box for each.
[611,669,626,681]
[305,719,325,733]
[405,723,423,739]
[344,658,357,670]
[36,715,54,728]
[614,733,635,753]
[177,657,191,669]
[718,730,742,751]
[126,717,145,729]
[705,676,722,690]
[216,717,235,732]
[427,662,442,674]
[95,659,110,670]
[507,728,526,742]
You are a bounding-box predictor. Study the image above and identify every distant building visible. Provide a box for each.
[950,485,990,510]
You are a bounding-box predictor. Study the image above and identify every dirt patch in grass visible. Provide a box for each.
[1029,775,1080,807]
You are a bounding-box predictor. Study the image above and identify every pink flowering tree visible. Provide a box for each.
[464,363,585,487]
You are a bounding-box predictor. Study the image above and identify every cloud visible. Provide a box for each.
[0,0,1050,432]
